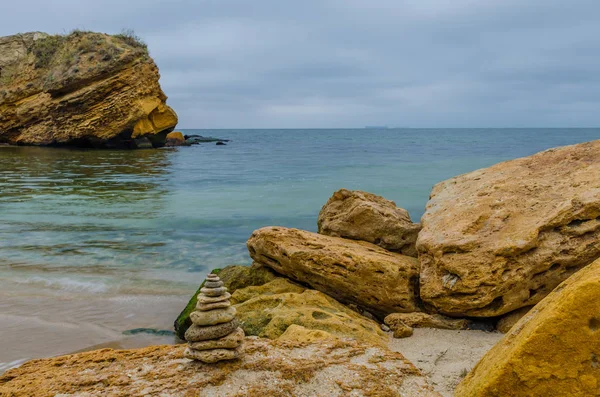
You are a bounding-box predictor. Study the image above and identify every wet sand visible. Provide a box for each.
[0,282,188,374]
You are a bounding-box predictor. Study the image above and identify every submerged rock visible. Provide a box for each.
[0,31,177,147]
[318,189,421,257]
[164,131,187,147]
[418,139,600,317]
[247,226,420,318]
[0,338,438,396]
[456,257,600,397]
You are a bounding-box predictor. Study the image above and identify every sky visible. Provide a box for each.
[2,0,600,128]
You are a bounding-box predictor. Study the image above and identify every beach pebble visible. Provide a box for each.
[184,346,243,363]
[197,292,231,304]
[185,319,240,342]
[190,306,237,326]
[204,280,224,288]
[200,286,228,297]
[196,300,231,311]
[187,327,244,351]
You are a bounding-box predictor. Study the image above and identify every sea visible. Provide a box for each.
[0,128,599,368]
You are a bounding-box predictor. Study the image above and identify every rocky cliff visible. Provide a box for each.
[0,30,177,148]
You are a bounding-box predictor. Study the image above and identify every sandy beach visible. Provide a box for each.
[0,281,188,373]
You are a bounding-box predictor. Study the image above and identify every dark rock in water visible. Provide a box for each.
[165,131,189,147]
[133,137,154,149]
[183,134,230,143]
[185,137,202,145]
[216,141,226,146]
[122,328,175,336]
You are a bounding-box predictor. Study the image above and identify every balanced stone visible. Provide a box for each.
[184,273,244,364]
[188,327,244,351]
[185,319,240,342]
[196,300,231,311]
[197,292,231,304]
[200,286,227,297]
[184,346,243,363]
[190,306,237,326]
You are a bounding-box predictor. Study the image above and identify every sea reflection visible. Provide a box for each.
[0,146,171,203]
[0,147,176,279]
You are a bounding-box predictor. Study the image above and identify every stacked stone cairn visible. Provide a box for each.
[184,274,245,363]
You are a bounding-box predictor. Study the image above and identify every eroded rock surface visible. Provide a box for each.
[232,278,388,346]
[0,338,439,397]
[318,189,421,256]
[248,226,420,317]
[456,257,600,397]
[385,312,469,332]
[418,140,600,317]
[0,31,177,147]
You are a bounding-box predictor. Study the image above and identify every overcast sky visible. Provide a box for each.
[2,0,599,128]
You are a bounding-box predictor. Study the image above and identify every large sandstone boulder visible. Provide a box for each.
[0,31,177,147]
[247,227,420,318]
[318,189,421,256]
[232,278,388,346]
[455,257,600,397]
[0,339,439,396]
[418,140,600,317]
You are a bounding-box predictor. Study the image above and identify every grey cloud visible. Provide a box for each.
[2,0,600,127]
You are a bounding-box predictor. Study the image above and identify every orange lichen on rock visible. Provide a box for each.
[0,337,440,396]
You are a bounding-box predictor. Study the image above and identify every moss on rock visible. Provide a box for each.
[173,263,277,340]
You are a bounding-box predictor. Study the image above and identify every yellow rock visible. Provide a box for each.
[232,279,387,346]
[318,188,421,257]
[230,277,305,304]
[0,31,178,146]
[455,257,600,397]
[164,131,185,146]
[278,324,338,343]
[0,338,438,396]
[247,226,420,317]
[496,306,533,333]
[418,139,600,317]
[384,312,468,331]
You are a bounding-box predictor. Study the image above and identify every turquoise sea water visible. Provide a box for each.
[1,128,599,297]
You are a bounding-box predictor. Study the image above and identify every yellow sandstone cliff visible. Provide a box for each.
[0,30,177,147]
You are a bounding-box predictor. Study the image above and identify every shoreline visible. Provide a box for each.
[0,284,189,373]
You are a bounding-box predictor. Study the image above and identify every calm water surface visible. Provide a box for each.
[0,128,599,367]
[1,128,599,297]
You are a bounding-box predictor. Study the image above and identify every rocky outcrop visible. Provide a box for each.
[384,313,469,336]
[0,31,177,147]
[455,257,600,397]
[232,278,388,346]
[174,264,276,340]
[247,226,421,318]
[418,140,600,317]
[318,189,421,256]
[0,338,439,397]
